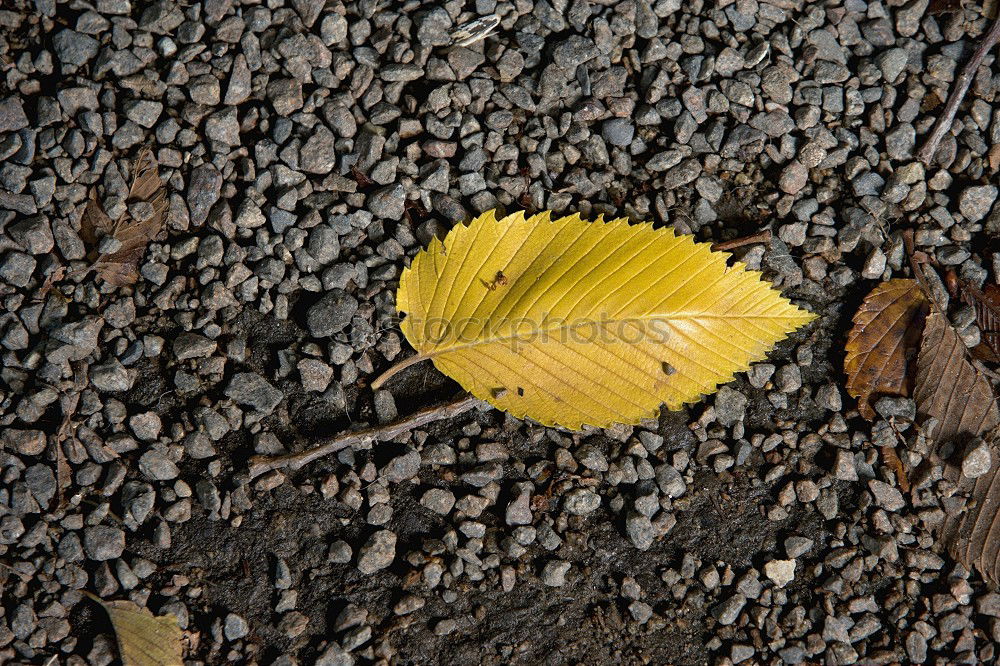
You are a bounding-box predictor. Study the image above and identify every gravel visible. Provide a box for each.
[3,0,1000,663]
[356,530,396,574]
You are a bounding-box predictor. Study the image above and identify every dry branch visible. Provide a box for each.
[248,395,480,479]
[918,14,1000,164]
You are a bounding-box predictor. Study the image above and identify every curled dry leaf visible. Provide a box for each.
[915,311,999,444]
[843,279,928,420]
[380,209,816,430]
[79,148,166,286]
[88,595,184,666]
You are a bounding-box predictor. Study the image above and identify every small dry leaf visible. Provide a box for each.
[844,279,929,420]
[914,311,999,444]
[93,596,184,666]
[79,148,166,286]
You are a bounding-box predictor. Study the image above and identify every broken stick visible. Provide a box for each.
[918,13,1000,165]
[247,395,481,479]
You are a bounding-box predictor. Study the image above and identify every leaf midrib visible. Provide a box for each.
[418,310,808,356]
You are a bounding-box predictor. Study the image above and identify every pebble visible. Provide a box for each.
[356,530,396,574]
[962,441,992,479]
[83,525,126,561]
[625,511,655,551]
[868,480,905,511]
[307,291,359,338]
[959,185,998,222]
[225,372,283,415]
[541,560,571,587]
[763,559,795,588]
[224,613,249,641]
[563,488,601,515]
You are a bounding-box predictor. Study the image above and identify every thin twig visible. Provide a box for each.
[711,230,772,252]
[918,13,1000,164]
[371,352,431,389]
[247,395,481,479]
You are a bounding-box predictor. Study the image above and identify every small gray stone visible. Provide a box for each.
[625,511,655,550]
[0,97,29,132]
[959,185,997,222]
[714,386,747,427]
[540,559,571,586]
[506,482,532,526]
[138,450,179,481]
[869,479,904,511]
[1,429,46,456]
[602,118,634,147]
[225,54,252,105]
[83,525,126,561]
[420,488,456,515]
[307,291,358,337]
[962,440,992,479]
[205,108,240,146]
[784,536,814,558]
[712,593,746,625]
[187,163,223,227]
[90,359,133,392]
[224,613,249,641]
[267,78,303,116]
[53,29,99,66]
[877,48,908,81]
[763,559,795,588]
[779,161,808,194]
[834,449,858,481]
[0,251,36,287]
[173,332,217,360]
[225,372,283,414]
[655,465,686,498]
[382,449,420,483]
[356,530,396,574]
[300,127,337,174]
[563,488,600,515]
[328,540,353,563]
[124,100,163,129]
[775,364,802,392]
[374,390,398,424]
[367,184,406,219]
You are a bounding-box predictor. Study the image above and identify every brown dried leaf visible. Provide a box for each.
[95,597,184,666]
[937,428,1000,586]
[880,445,911,493]
[844,279,929,420]
[81,148,167,286]
[914,311,999,444]
[961,280,1000,362]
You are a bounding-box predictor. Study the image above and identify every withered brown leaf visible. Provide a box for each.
[86,595,184,666]
[844,279,929,420]
[914,311,999,444]
[79,148,166,286]
[937,428,1000,587]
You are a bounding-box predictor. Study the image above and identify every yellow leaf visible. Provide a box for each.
[92,596,184,666]
[385,210,816,430]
